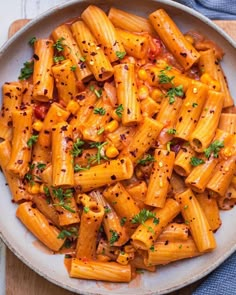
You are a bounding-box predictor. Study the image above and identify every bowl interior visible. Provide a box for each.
[0,1,235,294]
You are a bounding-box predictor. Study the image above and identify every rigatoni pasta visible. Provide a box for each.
[0,4,235,285]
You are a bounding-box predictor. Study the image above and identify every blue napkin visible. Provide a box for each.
[174,0,236,19]
[173,1,236,294]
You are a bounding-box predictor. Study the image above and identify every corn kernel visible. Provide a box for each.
[66,100,80,115]
[116,251,133,265]
[97,255,110,262]
[184,35,194,45]
[156,59,168,68]
[150,88,163,103]
[200,73,220,91]
[193,87,198,94]
[39,184,45,194]
[32,120,43,132]
[159,180,163,188]
[158,161,163,167]
[106,146,119,158]
[138,69,148,81]
[138,85,149,100]
[104,120,119,133]
[27,182,40,195]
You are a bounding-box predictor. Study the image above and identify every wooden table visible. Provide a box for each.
[1,2,236,295]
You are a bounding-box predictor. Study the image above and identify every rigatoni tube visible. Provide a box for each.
[74,157,133,192]
[145,149,175,208]
[149,9,200,70]
[71,20,114,81]
[114,63,141,126]
[16,202,65,252]
[33,39,54,102]
[51,121,74,187]
[7,107,33,178]
[76,201,104,259]
[175,189,216,252]
[81,5,125,63]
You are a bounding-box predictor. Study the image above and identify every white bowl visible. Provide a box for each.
[0,1,235,294]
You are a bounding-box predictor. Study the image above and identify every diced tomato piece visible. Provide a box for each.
[34,104,49,120]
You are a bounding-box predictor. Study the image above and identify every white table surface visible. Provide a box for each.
[0,2,69,293]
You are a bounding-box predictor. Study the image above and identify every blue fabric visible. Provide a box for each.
[171,3,236,294]
[193,252,236,295]
[174,0,236,19]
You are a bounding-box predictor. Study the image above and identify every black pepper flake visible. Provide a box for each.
[111,175,117,180]
[76,94,85,101]
[180,52,187,58]
[61,125,68,131]
[17,160,23,164]
[33,54,39,61]
[179,116,183,123]
[124,65,129,70]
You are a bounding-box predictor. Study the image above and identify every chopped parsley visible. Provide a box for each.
[109,229,119,245]
[52,188,75,213]
[70,65,77,71]
[53,37,65,52]
[167,128,177,135]
[190,157,205,166]
[28,36,37,46]
[120,217,127,226]
[89,142,108,164]
[192,102,198,108]
[83,206,90,213]
[97,127,105,135]
[27,135,38,147]
[94,107,106,115]
[43,186,50,197]
[74,164,90,172]
[104,207,112,214]
[115,104,124,118]
[79,56,86,62]
[166,85,184,104]
[158,67,174,84]
[137,154,156,166]
[116,51,126,59]
[71,138,85,157]
[18,61,34,80]
[57,227,78,239]
[94,89,103,98]
[131,208,156,225]
[36,163,46,171]
[53,56,65,63]
[204,140,224,159]
[149,245,155,252]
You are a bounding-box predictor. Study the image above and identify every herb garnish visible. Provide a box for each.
[116,51,126,59]
[109,229,119,245]
[115,104,124,118]
[18,61,34,80]
[74,164,90,172]
[190,157,205,166]
[204,140,224,159]
[28,37,37,46]
[89,142,108,164]
[167,128,177,135]
[71,138,85,157]
[52,188,75,213]
[53,37,65,52]
[137,154,156,166]
[27,135,38,147]
[57,227,78,239]
[94,107,106,116]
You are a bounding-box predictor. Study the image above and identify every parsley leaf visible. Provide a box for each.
[53,56,65,63]
[192,102,198,108]
[137,154,156,166]
[97,127,105,135]
[94,107,106,115]
[18,61,34,80]
[115,104,124,118]
[53,37,65,52]
[120,217,127,226]
[74,164,90,172]
[190,157,205,166]
[52,188,75,213]
[57,227,78,239]
[109,229,119,245]
[28,37,37,46]
[131,209,156,224]
[27,135,38,147]
[84,206,90,213]
[167,128,177,135]
[158,68,174,84]
[89,142,108,164]
[70,65,76,71]
[166,85,184,104]
[149,245,155,252]
[116,51,126,59]
[71,138,85,157]
[204,140,224,159]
